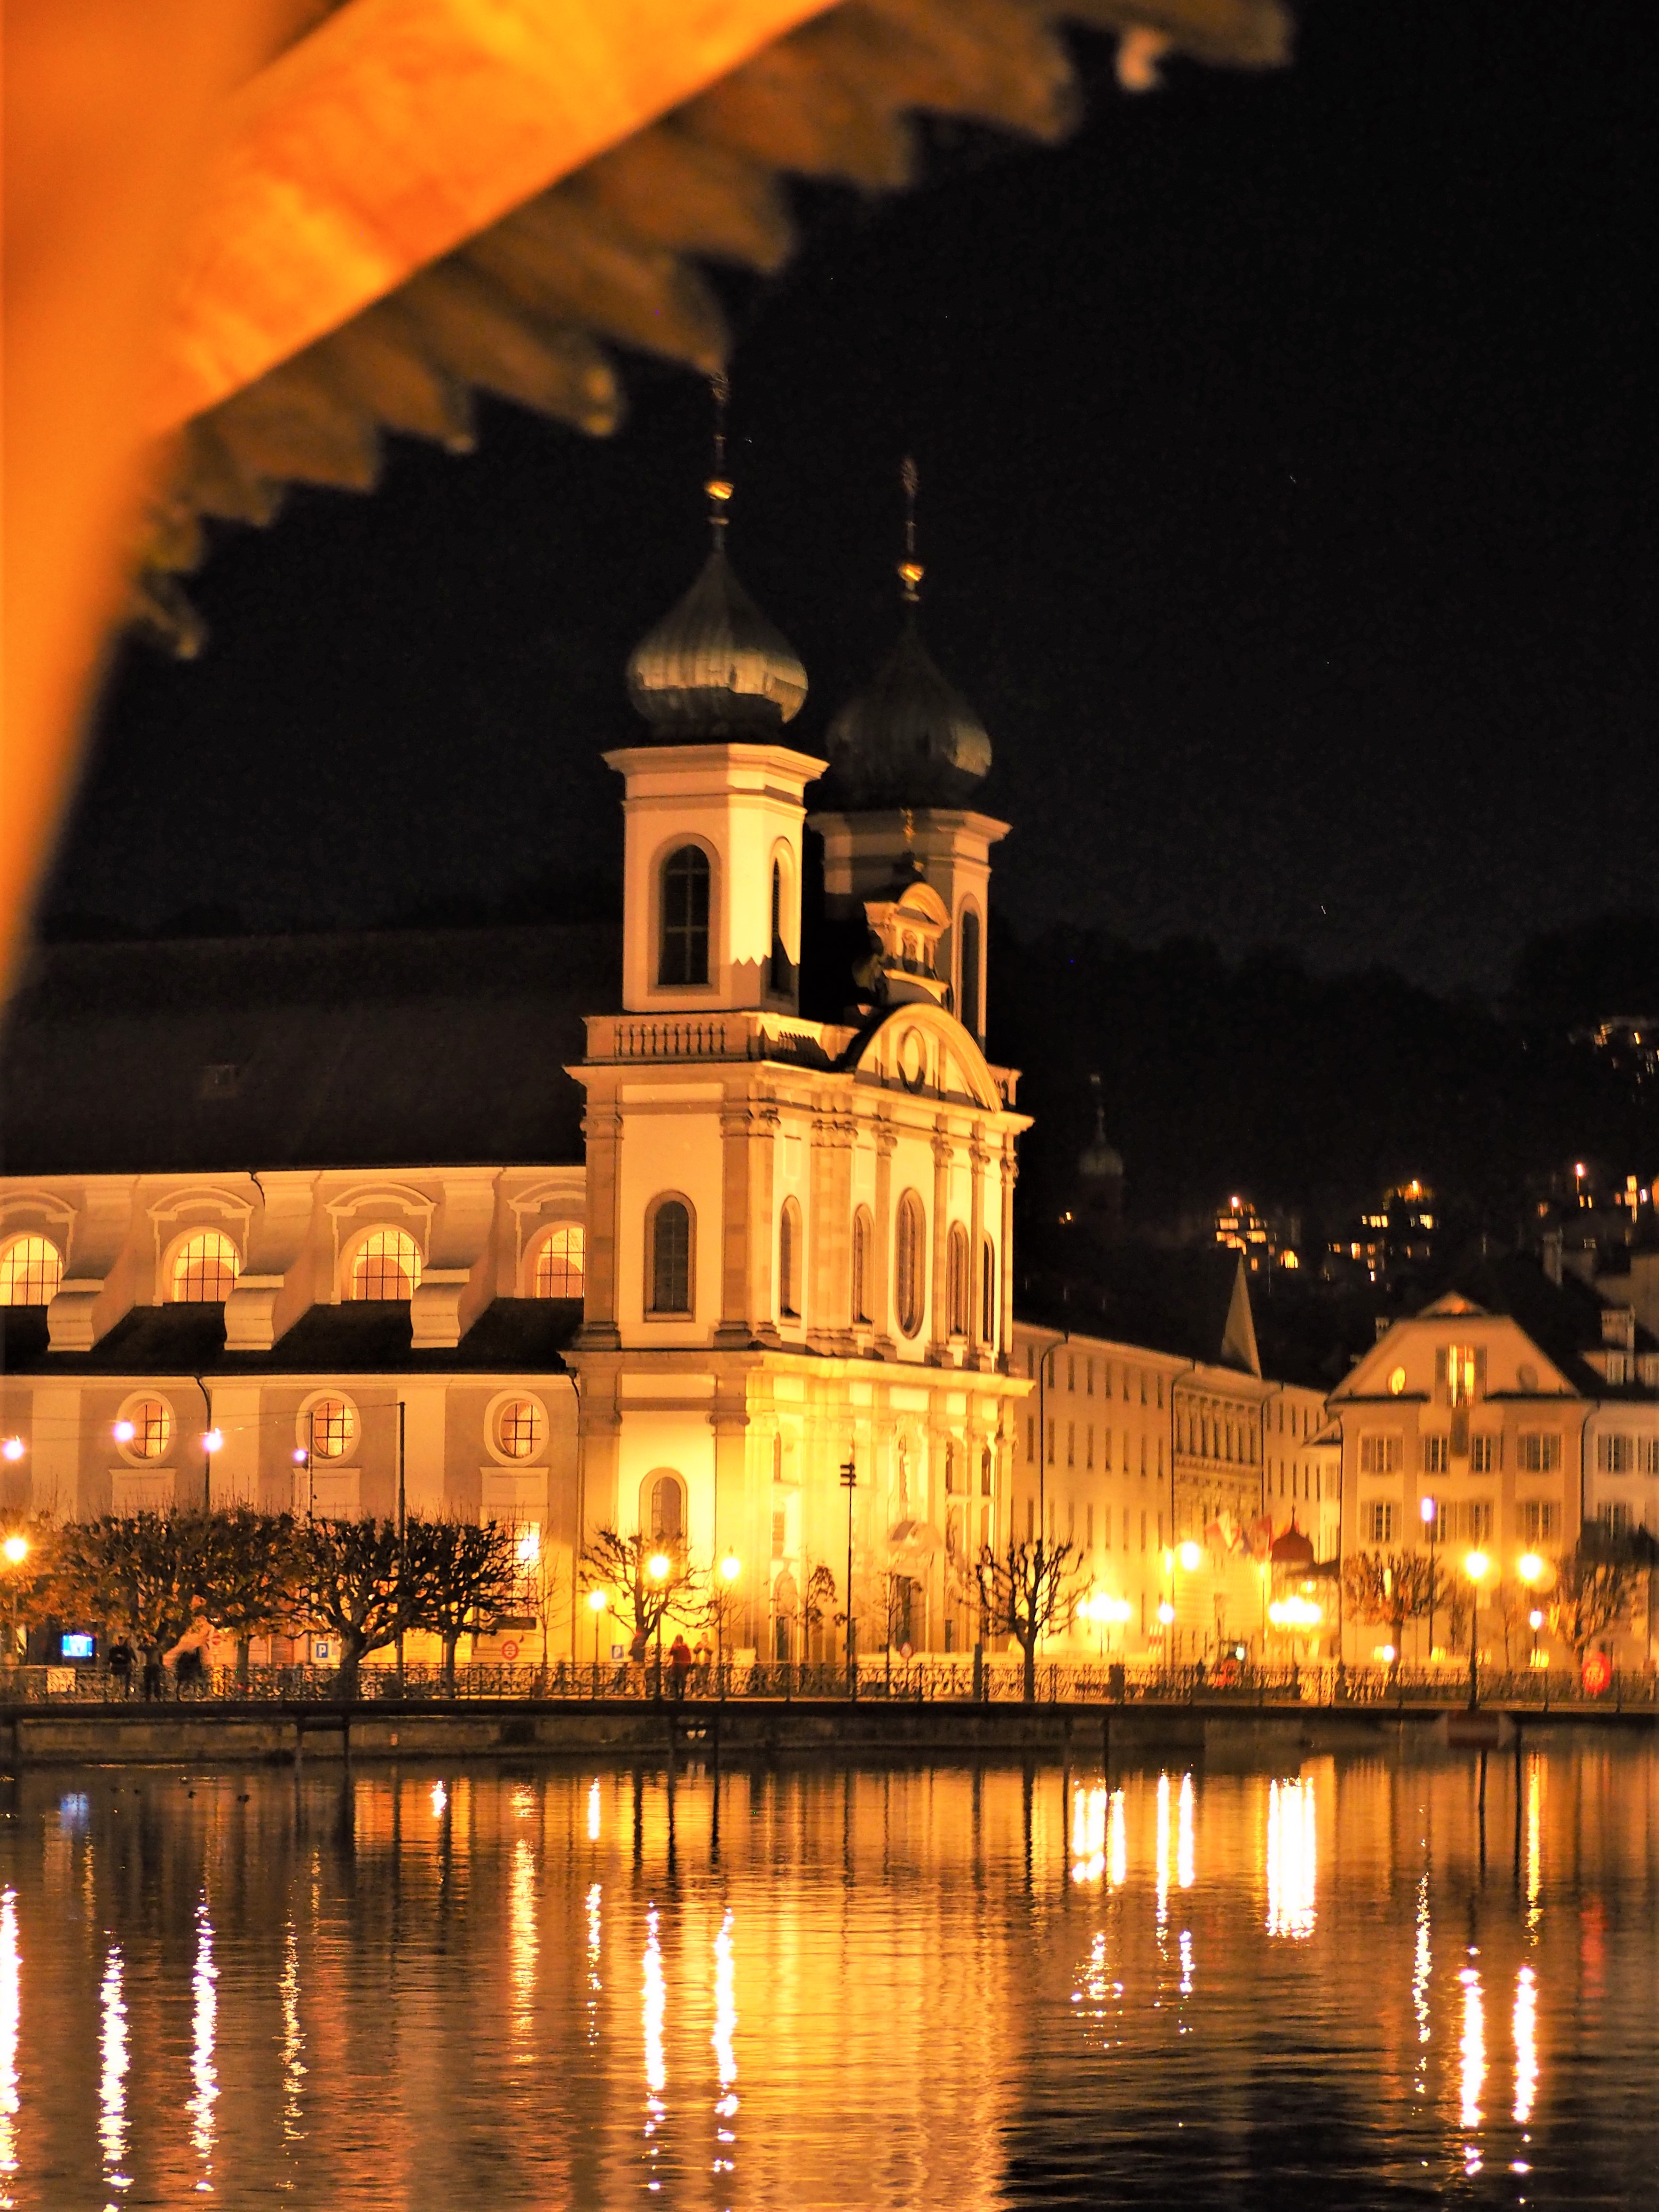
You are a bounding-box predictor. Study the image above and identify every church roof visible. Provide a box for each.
[0,923,614,1175]
[624,541,807,739]
[1019,1246,1261,1376]
[821,616,991,810]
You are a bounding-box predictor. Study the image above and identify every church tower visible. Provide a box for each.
[569,426,1031,1663]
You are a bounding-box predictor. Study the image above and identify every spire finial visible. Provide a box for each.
[898,454,924,604]
[705,371,733,540]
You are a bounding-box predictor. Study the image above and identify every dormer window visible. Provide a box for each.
[659,846,710,987]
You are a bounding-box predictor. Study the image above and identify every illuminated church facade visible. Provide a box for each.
[0,490,1035,1662]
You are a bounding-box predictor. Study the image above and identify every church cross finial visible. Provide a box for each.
[705,371,733,540]
[898,454,924,604]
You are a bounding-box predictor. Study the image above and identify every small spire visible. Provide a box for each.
[704,371,733,540]
[898,454,924,604]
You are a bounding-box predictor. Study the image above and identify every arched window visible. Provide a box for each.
[495,1397,545,1460]
[659,845,711,987]
[648,1471,686,1543]
[0,1234,62,1306]
[170,1227,240,1303]
[895,1190,926,1339]
[947,1223,970,1336]
[958,906,982,1040]
[769,856,790,996]
[350,1227,422,1300]
[851,1207,873,1325]
[648,1197,693,1316]
[779,1198,801,1320]
[981,1445,994,1498]
[532,1225,586,1297]
[305,1397,357,1459]
[980,1238,996,1345]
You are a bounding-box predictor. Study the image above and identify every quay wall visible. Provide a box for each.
[4,1698,1656,1768]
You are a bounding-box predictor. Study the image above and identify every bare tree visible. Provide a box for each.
[580,1526,701,1674]
[406,1516,522,1694]
[197,1509,303,1682]
[295,1517,418,1700]
[1549,1548,1633,1668]
[57,1513,214,1685]
[1340,1549,1444,1674]
[974,1536,1088,1702]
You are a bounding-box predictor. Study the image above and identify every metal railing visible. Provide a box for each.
[5,1657,1658,1710]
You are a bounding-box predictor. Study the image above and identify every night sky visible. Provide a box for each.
[51,0,1659,994]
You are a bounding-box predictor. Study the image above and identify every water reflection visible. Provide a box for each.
[190,1901,218,2191]
[1,1890,18,2207]
[588,1778,602,1842]
[1265,1777,1317,1940]
[0,1749,1652,2206]
[712,1909,737,2178]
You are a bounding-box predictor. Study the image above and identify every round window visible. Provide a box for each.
[496,1398,545,1461]
[304,1398,357,1460]
[1388,1367,1407,1396]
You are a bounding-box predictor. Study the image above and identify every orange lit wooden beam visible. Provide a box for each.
[147,0,839,434]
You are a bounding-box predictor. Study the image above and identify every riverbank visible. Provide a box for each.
[5,1695,1657,1766]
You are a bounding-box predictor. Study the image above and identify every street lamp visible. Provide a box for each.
[717,1551,741,1679]
[1463,1549,1489,1709]
[647,1550,671,1697]
[0,1438,23,1465]
[586,1585,607,1668]
[1178,1539,1202,1573]
[1420,1494,1438,1662]
[1,1530,30,1665]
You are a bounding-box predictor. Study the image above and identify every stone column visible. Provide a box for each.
[998,1139,1018,1373]
[968,1128,990,1371]
[717,1097,753,1346]
[809,1104,855,1354]
[871,1115,897,1357]
[577,1097,622,1350]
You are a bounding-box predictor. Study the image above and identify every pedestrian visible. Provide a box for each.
[628,1626,648,1689]
[176,1645,207,1697]
[668,1633,693,1701]
[141,1652,163,1701]
[108,1638,134,1696]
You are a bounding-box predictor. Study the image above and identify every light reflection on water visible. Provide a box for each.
[1,1745,1658,2206]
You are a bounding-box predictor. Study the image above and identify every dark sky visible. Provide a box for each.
[52,0,1659,993]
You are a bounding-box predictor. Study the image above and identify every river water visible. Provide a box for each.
[1,1737,1656,2208]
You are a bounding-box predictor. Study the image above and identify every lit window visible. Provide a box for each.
[306,1398,357,1459]
[532,1225,585,1298]
[947,1224,970,1336]
[170,1227,240,1303]
[496,1397,544,1460]
[779,1198,801,1320]
[649,1198,693,1316]
[659,845,711,987]
[350,1227,421,1300]
[0,1234,62,1306]
[895,1191,926,1338]
[852,1208,873,1325]
[124,1399,172,1460]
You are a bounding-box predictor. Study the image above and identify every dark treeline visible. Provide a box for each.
[994,911,1659,1250]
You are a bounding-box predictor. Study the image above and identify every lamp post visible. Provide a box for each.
[1421,1493,1438,1663]
[1463,1549,1489,1709]
[717,1551,741,1684]
[586,1586,607,1679]
[647,1549,671,1701]
[1518,1551,1545,1674]
[1,1531,28,1667]
[840,1457,857,1698]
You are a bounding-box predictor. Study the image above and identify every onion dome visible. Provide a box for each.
[625,542,807,739]
[822,615,992,808]
[1270,1520,1317,1570]
[1079,1095,1123,1183]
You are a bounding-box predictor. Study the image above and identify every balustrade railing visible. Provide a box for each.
[4,1657,1657,1710]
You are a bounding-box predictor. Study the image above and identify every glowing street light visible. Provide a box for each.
[585,1584,607,1667]
[714,1551,742,1677]
[1518,1551,1545,1587]
[719,1552,741,1583]
[1420,1493,1440,1659]
[0,1438,24,1465]
[1157,1600,1176,1626]
[113,1419,136,1444]
[2,1536,28,1566]
[1178,1539,1202,1573]
[647,1551,671,1581]
[1463,1549,1489,1709]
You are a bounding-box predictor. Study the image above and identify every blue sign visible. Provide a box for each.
[60,1632,95,1661]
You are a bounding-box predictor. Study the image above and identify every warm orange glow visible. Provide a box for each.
[1464,1549,1489,1584]
[1518,1552,1544,1586]
[586,1588,607,1614]
[1177,1540,1202,1572]
[720,1553,742,1583]
[647,1552,671,1581]
[1,1538,28,1568]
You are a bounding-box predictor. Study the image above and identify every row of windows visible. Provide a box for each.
[0,1225,587,1309]
[1032,1419,1165,1480]
[1361,1497,1562,1546]
[1597,1434,1659,1474]
[1178,1411,1258,1465]
[1026,1345,1167,1408]
[647,1191,994,1337]
[1360,1430,1565,1476]
[1024,1495,1165,1553]
[112,1392,548,1466]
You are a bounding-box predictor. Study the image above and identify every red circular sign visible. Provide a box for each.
[500,1640,519,1661]
[1582,1650,1613,1696]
